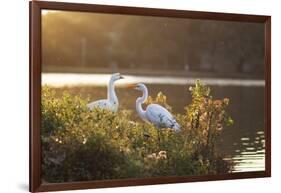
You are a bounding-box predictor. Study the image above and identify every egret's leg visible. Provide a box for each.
[157,129,161,149]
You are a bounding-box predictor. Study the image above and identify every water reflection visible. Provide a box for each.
[42,73,265,87]
[224,131,265,172]
[42,73,265,172]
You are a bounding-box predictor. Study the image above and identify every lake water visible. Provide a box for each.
[42,73,265,172]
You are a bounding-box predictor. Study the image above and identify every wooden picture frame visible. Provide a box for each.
[30,0,271,192]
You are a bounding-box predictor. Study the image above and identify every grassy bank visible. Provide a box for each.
[41,80,234,183]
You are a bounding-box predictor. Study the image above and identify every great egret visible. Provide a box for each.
[129,83,181,133]
[87,73,123,112]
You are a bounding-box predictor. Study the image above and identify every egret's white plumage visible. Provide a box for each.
[87,73,123,112]
[133,83,180,132]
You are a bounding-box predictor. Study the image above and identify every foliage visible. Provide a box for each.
[41,81,234,183]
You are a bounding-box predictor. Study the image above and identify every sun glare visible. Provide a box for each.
[42,10,58,15]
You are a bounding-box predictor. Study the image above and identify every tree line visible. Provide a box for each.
[42,11,264,78]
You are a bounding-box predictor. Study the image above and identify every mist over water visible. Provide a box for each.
[42,73,265,87]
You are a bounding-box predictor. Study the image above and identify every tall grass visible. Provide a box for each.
[41,80,234,182]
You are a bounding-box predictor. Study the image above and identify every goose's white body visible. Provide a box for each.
[87,73,122,113]
[134,83,180,132]
[87,99,118,112]
[145,104,180,130]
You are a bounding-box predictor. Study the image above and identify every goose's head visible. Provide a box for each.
[111,73,124,81]
[127,83,147,91]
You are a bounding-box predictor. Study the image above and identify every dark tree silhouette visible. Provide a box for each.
[42,11,264,78]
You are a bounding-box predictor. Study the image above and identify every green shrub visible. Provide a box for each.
[41,80,234,183]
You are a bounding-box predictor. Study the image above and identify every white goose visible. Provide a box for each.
[129,83,180,132]
[87,73,123,112]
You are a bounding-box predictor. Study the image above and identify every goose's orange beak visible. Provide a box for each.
[125,83,137,88]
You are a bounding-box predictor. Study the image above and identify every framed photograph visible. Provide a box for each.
[30,0,271,192]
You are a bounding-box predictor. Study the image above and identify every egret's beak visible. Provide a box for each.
[125,83,137,88]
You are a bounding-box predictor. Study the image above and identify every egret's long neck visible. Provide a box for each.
[136,86,148,121]
[108,78,117,103]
